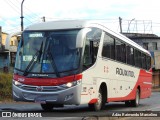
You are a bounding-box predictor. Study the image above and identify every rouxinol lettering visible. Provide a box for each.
[116,68,135,78]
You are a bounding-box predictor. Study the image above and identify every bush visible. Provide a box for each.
[0,72,13,101]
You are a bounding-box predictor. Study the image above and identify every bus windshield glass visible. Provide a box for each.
[15,29,81,76]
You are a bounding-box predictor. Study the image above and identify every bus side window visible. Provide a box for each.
[83,41,100,68]
[126,45,134,66]
[102,33,115,59]
[83,28,101,69]
[135,49,142,68]
[121,43,126,63]
[83,40,92,67]
[115,40,121,62]
[92,41,100,62]
[115,39,126,63]
[146,55,151,70]
[142,53,147,70]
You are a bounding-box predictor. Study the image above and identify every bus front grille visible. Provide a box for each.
[22,93,58,101]
[20,85,65,92]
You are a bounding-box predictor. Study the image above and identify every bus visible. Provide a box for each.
[12,20,152,111]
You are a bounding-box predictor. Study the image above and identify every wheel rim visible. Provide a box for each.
[136,90,140,105]
[96,91,102,110]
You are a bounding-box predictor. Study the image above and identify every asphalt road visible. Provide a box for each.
[0,92,160,120]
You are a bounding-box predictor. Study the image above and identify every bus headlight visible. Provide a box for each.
[13,80,23,86]
[61,80,81,88]
[66,82,73,87]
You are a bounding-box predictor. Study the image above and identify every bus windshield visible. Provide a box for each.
[15,29,81,77]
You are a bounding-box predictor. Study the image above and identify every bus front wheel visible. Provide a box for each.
[88,88,105,111]
[41,103,54,111]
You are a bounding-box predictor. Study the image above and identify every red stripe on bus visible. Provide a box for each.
[13,74,82,86]
[107,69,152,102]
[89,99,98,104]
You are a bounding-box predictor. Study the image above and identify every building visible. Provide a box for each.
[0,26,19,71]
[123,32,160,88]
[0,27,9,71]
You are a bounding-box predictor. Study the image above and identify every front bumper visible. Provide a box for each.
[12,83,81,105]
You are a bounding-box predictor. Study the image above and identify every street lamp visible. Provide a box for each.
[20,0,25,31]
[127,18,135,33]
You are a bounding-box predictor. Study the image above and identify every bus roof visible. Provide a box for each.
[25,20,150,56]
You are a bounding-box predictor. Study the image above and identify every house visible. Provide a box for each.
[0,26,19,72]
[0,27,9,71]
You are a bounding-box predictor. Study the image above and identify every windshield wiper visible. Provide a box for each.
[23,42,43,76]
[47,50,60,78]
[45,39,60,78]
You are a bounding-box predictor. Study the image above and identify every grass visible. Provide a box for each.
[0,72,13,101]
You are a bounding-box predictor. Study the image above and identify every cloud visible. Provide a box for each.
[0,0,160,35]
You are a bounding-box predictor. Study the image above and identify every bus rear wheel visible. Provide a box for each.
[125,100,132,107]
[88,88,105,111]
[125,89,140,107]
[131,89,140,107]
[41,103,54,111]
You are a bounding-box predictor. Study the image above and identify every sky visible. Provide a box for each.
[0,0,160,35]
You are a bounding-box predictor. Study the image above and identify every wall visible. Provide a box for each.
[0,26,2,43]
[1,32,8,45]
[2,33,18,46]
[0,52,9,69]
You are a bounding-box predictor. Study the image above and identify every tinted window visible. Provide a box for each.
[83,27,102,69]
[142,53,146,69]
[83,39,92,66]
[121,43,126,63]
[115,40,122,61]
[135,50,142,68]
[15,30,81,73]
[115,39,126,63]
[102,33,115,59]
[126,45,134,66]
[146,55,151,70]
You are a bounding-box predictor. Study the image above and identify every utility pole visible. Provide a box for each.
[42,16,46,22]
[119,17,122,33]
[21,0,25,31]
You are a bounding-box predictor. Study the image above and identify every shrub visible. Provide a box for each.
[0,72,13,101]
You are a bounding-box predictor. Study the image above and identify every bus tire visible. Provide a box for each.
[88,88,105,111]
[125,101,132,107]
[131,89,140,107]
[41,103,54,111]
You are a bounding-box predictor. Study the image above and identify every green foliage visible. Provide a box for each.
[0,72,12,101]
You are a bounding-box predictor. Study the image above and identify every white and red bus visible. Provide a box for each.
[12,20,152,111]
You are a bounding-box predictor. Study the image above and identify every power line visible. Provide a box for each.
[8,0,33,23]
[15,0,40,19]
[5,0,34,23]
[3,19,42,33]
[5,0,20,14]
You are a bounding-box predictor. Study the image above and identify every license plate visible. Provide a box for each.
[35,99,46,104]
